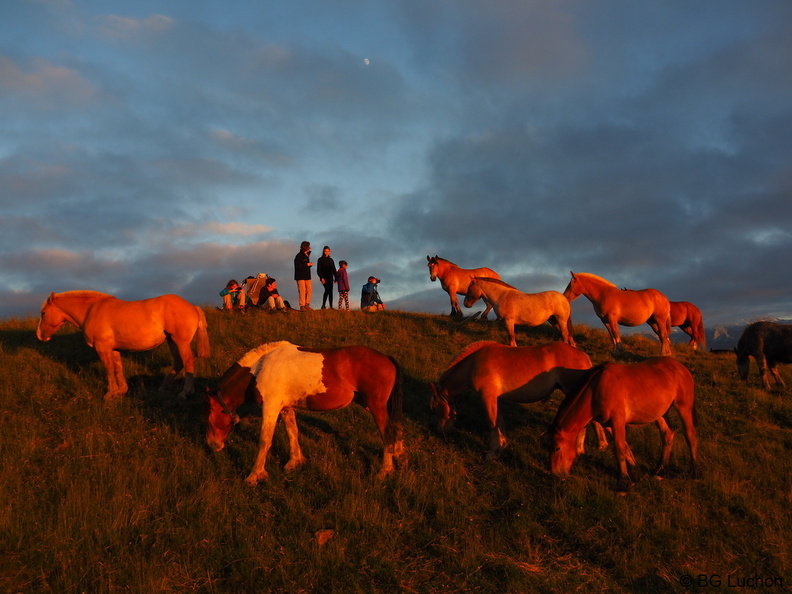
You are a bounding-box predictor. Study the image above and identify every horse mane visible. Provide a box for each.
[551,363,607,432]
[238,341,294,367]
[54,290,113,300]
[573,273,618,288]
[473,277,517,289]
[429,255,455,266]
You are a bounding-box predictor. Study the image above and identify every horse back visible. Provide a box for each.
[741,322,792,363]
[594,357,692,423]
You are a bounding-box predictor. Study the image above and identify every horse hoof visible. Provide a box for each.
[245,472,267,486]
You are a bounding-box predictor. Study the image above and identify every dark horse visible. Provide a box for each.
[736,321,792,390]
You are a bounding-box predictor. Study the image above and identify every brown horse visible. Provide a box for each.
[548,357,698,491]
[37,291,210,399]
[427,255,500,318]
[464,277,575,347]
[206,341,406,485]
[736,321,792,390]
[670,301,706,350]
[431,341,607,459]
[563,272,672,356]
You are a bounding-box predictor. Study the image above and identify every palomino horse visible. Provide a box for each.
[563,272,672,356]
[670,301,706,350]
[431,340,607,459]
[736,321,792,391]
[548,357,698,491]
[427,255,501,318]
[206,341,406,485]
[464,277,575,347]
[37,291,210,400]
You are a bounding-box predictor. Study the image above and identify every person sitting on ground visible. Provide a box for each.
[260,277,288,312]
[219,279,245,312]
[361,276,385,311]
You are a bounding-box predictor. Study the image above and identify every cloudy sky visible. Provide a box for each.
[3,1,792,332]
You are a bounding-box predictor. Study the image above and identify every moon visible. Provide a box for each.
[363,58,370,65]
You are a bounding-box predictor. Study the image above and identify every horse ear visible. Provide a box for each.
[48,292,56,303]
[427,255,430,262]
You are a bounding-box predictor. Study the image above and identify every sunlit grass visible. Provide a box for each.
[1,308,790,591]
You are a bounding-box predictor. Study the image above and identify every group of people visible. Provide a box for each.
[219,241,384,313]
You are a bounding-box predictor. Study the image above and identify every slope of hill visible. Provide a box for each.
[1,310,789,592]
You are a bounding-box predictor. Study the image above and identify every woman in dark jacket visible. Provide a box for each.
[317,246,337,309]
[293,240,313,310]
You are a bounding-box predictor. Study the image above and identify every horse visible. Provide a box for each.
[563,272,672,356]
[426,255,501,318]
[670,301,706,350]
[547,357,698,491]
[37,291,210,400]
[736,321,792,391]
[205,341,406,485]
[430,340,608,459]
[463,277,575,347]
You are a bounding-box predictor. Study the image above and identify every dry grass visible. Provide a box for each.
[1,308,790,592]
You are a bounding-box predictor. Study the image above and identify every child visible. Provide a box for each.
[219,279,245,312]
[335,260,350,310]
[260,277,288,312]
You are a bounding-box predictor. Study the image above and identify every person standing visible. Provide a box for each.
[317,245,337,309]
[336,260,350,310]
[294,240,313,310]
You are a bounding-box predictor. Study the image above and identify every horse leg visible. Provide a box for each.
[675,401,699,478]
[768,361,786,389]
[484,395,507,459]
[174,338,198,398]
[449,291,463,317]
[280,408,306,471]
[367,396,398,478]
[481,301,493,320]
[97,347,127,399]
[602,317,622,354]
[652,416,675,478]
[504,319,517,347]
[757,354,773,390]
[245,406,282,485]
[611,420,632,491]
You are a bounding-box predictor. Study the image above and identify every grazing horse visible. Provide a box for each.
[205,341,406,485]
[563,272,672,356]
[464,277,575,347]
[37,291,210,400]
[548,357,698,491]
[431,341,608,459]
[736,321,792,391]
[670,301,707,350]
[427,255,501,318]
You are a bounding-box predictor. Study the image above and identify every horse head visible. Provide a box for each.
[562,272,583,302]
[36,292,67,342]
[547,427,577,479]
[205,387,240,451]
[734,346,750,382]
[463,280,482,308]
[429,382,456,436]
[427,255,439,282]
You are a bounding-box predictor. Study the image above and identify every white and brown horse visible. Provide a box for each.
[431,340,607,459]
[206,341,406,485]
[37,291,210,399]
[464,277,575,347]
[670,301,706,350]
[563,272,672,356]
[548,357,698,491]
[427,255,500,318]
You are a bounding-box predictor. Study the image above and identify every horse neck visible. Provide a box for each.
[553,369,598,437]
[577,275,616,302]
[51,292,108,328]
[476,279,509,299]
[555,367,594,397]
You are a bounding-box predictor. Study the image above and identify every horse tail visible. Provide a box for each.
[386,356,404,443]
[195,306,211,358]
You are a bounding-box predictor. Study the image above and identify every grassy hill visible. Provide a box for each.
[1,309,789,592]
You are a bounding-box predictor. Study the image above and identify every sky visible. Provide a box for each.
[2,0,792,336]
